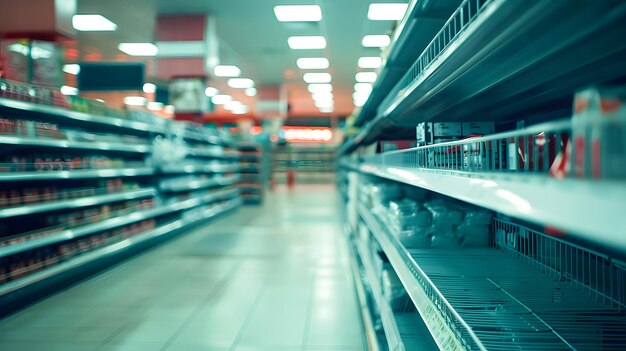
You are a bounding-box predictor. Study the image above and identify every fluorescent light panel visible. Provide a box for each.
[212,95,232,105]
[308,84,333,93]
[232,105,250,114]
[147,102,163,111]
[312,92,333,101]
[354,83,373,92]
[274,5,322,22]
[303,72,332,83]
[358,57,382,69]
[319,107,334,113]
[362,35,391,47]
[227,78,254,89]
[63,64,80,75]
[205,87,218,97]
[297,58,329,69]
[315,100,333,108]
[123,96,147,106]
[60,86,78,96]
[288,36,326,49]
[355,72,377,83]
[214,65,241,77]
[72,15,117,31]
[118,43,157,56]
[367,3,409,21]
[143,83,156,94]
[245,88,257,97]
[224,101,243,110]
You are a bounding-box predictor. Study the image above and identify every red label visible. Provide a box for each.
[574,97,588,113]
[592,139,601,179]
[600,98,620,113]
[575,136,585,177]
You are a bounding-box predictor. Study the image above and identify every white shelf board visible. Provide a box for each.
[0,167,154,182]
[359,163,626,254]
[0,135,151,154]
[0,188,156,219]
[0,198,241,298]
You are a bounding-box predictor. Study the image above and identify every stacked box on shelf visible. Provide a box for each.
[0,80,242,314]
[237,143,263,205]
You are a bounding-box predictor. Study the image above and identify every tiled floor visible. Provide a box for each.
[0,184,365,351]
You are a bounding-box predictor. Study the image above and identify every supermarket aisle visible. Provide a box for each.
[0,184,364,351]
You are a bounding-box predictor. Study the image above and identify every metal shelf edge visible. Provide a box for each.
[0,188,156,219]
[357,204,472,351]
[358,163,626,254]
[0,194,210,259]
[354,237,406,351]
[0,98,167,135]
[0,168,154,182]
[0,199,240,298]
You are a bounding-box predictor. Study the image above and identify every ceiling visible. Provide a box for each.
[74,0,408,118]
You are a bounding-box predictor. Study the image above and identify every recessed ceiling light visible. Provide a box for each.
[63,64,80,75]
[147,102,163,111]
[297,58,329,69]
[228,78,255,89]
[353,91,371,100]
[143,83,156,94]
[308,84,333,93]
[319,107,334,113]
[118,43,158,56]
[123,96,147,106]
[304,73,332,83]
[315,100,334,108]
[72,15,117,31]
[358,57,382,69]
[245,87,257,97]
[232,105,250,114]
[356,72,377,83]
[367,3,409,21]
[312,92,333,101]
[274,5,322,22]
[212,95,232,105]
[205,87,218,97]
[60,86,79,96]
[214,65,241,77]
[354,83,373,92]
[288,36,327,49]
[224,101,243,110]
[362,35,391,47]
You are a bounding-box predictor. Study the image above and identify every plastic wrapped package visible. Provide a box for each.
[403,185,429,201]
[424,199,463,233]
[382,266,412,312]
[462,209,493,226]
[370,182,403,205]
[431,233,461,248]
[397,227,431,249]
[457,224,490,247]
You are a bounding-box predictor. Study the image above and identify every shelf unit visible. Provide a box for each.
[237,143,264,205]
[272,147,336,184]
[340,0,626,349]
[0,89,243,314]
[0,98,167,137]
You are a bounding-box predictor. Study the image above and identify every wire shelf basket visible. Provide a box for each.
[363,119,572,176]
